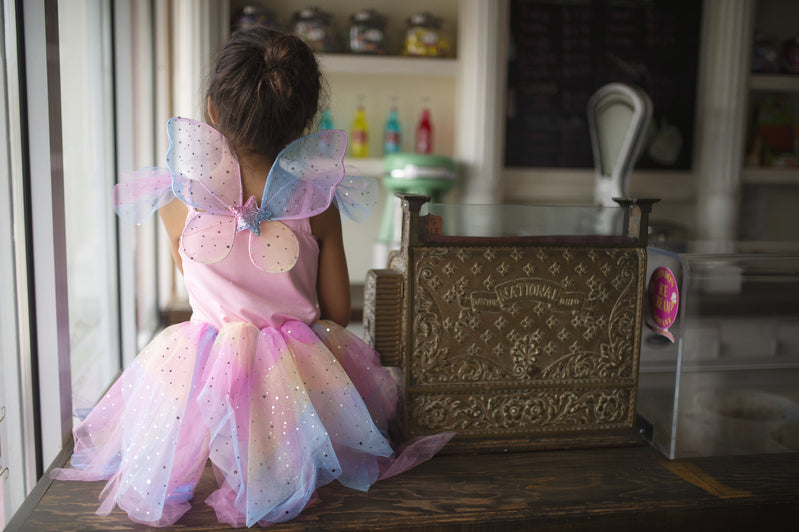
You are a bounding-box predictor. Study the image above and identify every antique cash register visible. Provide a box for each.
[364,194,656,452]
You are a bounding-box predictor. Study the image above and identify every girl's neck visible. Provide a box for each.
[238,151,272,203]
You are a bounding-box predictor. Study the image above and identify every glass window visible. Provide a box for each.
[1,1,39,523]
[1,0,171,523]
[2,0,160,522]
[58,0,122,419]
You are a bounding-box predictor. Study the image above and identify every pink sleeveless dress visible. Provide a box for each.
[51,120,453,527]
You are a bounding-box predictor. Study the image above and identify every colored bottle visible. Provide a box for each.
[415,108,433,154]
[318,108,334,131]
[350,104,369,158]
[384,106,401,154]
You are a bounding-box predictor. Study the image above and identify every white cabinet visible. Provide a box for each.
[316,53,459,176]
[320,53,459,176]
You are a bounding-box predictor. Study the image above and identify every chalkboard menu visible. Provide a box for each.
[505,0,702,169]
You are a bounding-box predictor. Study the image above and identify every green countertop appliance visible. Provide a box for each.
[379,153,456,245]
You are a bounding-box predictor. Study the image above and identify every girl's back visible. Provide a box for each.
[182,216,320,330]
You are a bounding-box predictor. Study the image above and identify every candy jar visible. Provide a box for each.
[752,31,779,73]
[292,6,338,53]
[404,12,451,57]
[781,35,799,74]
[349,9,387,54]
[233,5,279,31]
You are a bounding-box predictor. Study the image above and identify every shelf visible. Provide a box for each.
[343,157,384,178]
[749,73,799,92]
[317,53,458,77]
[742,167,799,185]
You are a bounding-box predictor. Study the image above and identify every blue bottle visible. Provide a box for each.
[384,106,401,154]
[318,108,334,131]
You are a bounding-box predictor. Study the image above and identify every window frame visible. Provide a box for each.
[2,0,162,525]
[0,0,39,518]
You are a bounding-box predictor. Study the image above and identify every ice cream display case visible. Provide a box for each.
[637,242,799,459]
[364,194,657,452]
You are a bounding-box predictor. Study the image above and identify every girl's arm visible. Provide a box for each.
[158,197,188,274]
[310,204,351,327]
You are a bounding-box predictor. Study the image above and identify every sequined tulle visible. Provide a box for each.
[54,119,452,527]
[52,319,451,527]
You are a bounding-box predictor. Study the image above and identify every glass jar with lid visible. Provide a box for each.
[233,5,279,31]
[404,12,451,57]
[349,9,387,54]
[292,6,338,53]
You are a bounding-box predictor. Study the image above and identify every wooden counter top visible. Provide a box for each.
[11,444,799,531]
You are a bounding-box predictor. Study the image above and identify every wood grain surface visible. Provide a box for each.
[12,446,799,531]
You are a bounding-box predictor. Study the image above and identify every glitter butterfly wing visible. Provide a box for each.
[166,117,301,272]
[247,218,300,274]
[334,175,379,223]
[119,119,375,273]
[165,117,243,265]
[113,167,174,223]
[246,129,349,272]
[259,129,348,220]
[166,117,242,212]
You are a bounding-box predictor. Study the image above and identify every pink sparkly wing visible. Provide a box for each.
[180,211,237,265]
[166,117,243,264]
[113,167,174,224]
[260,129,348,220]
[248,221,300,273]
[166,117,242,211]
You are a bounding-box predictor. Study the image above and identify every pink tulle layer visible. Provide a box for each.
[51,320,453,527]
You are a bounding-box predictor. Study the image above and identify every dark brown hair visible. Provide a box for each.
[205,27,323,161]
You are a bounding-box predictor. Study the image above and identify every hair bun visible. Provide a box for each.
[206,28,322,160]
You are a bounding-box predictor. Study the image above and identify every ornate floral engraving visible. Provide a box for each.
[410,388,632,433]
[410,246,644,386]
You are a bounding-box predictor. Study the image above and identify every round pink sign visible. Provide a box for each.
[647,266,679,340]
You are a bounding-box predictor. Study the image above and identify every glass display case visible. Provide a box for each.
[637,242,799,458]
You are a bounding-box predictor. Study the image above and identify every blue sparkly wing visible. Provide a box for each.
[260,129,348,220]
[334,175,378,223]
[260,129,378,223]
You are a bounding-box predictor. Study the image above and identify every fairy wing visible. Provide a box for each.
[113,167,173,224]
[260,129,348,220]
[334,175,378,223]
[166,117,241,213]
[180,211,237,264]
[248,221,300,273]
[166,117,244,264]
[164,123,373,271]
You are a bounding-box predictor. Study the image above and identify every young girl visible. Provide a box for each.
[52,27,452,528]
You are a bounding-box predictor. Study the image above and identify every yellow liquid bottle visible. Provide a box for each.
[350,104,369,158]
